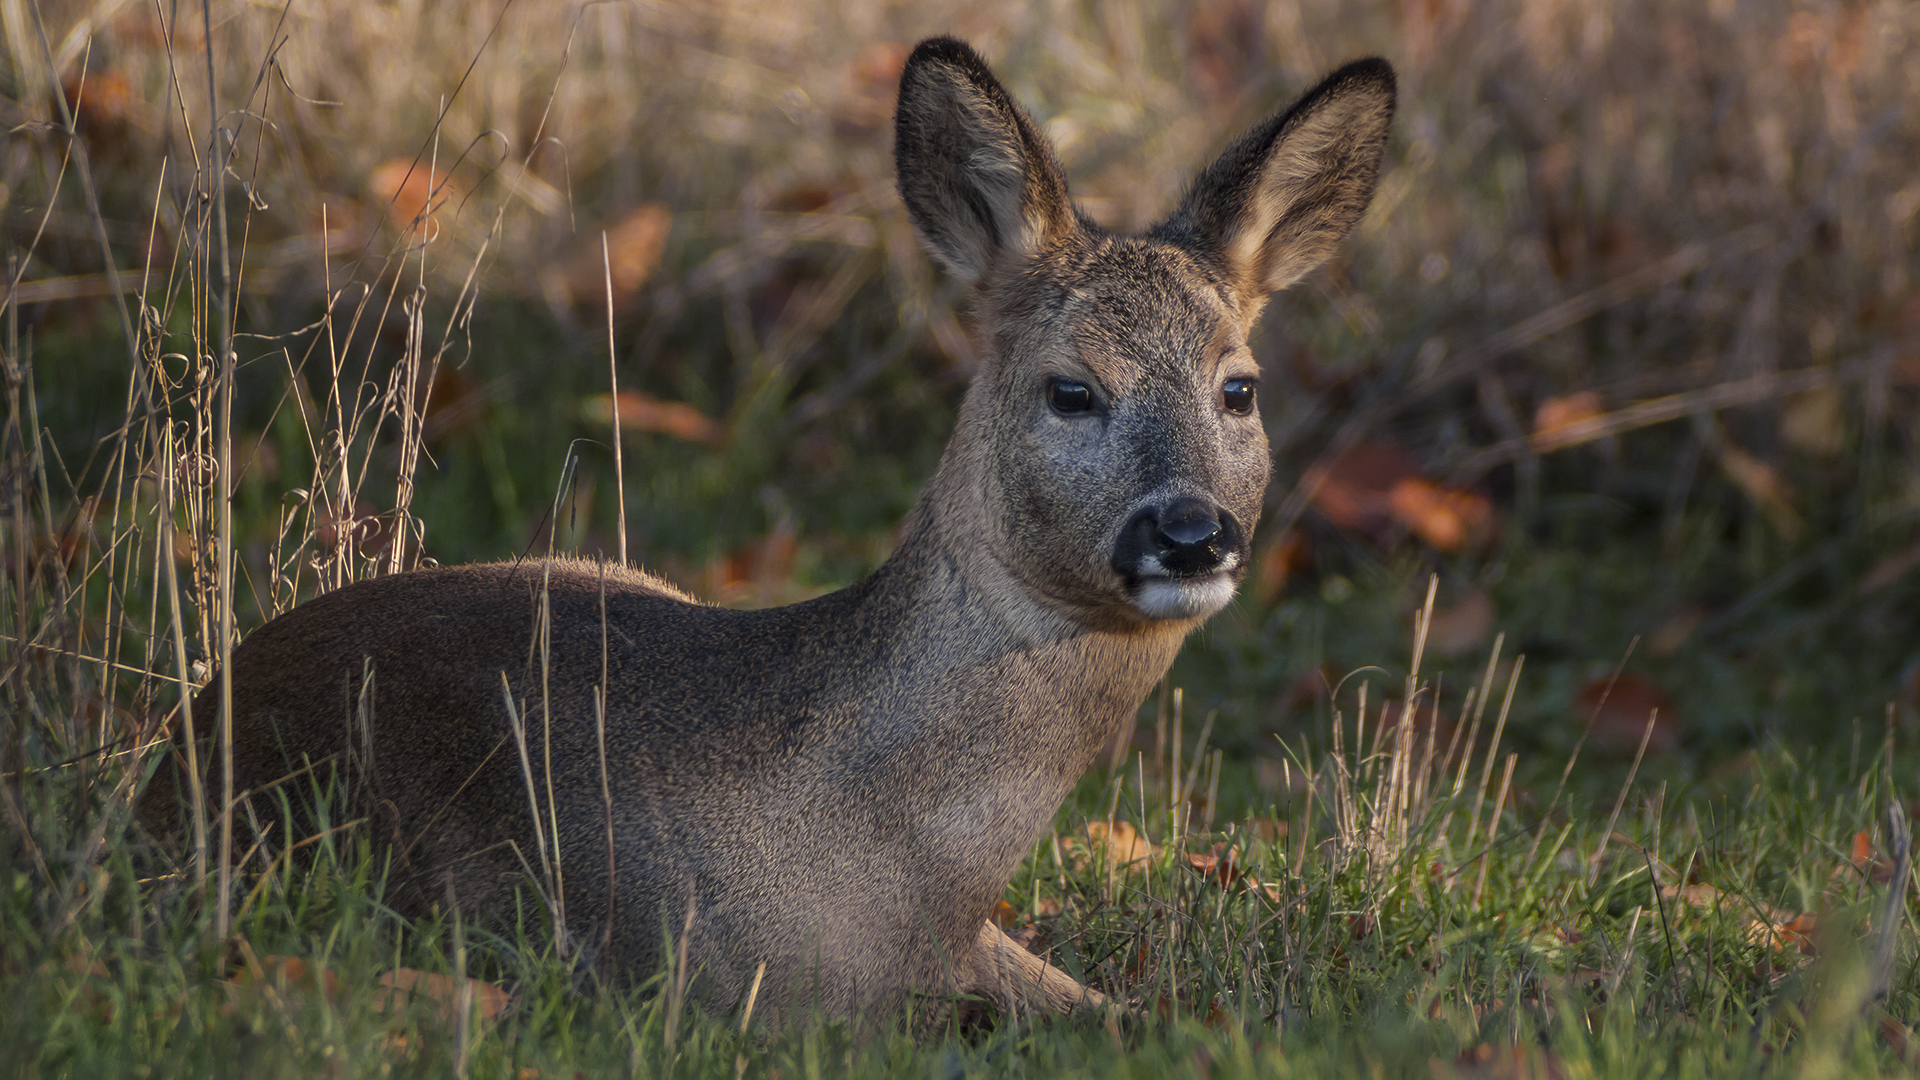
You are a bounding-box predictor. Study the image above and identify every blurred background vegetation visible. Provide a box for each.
[4,0,1918,805]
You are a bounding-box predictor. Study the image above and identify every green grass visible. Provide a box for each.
[7,688,1918,1076]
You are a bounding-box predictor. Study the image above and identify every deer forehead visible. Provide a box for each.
[996,239,1248,392]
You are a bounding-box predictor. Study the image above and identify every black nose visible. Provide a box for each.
[1158,499,1221,551]
[1114,497,1239,578]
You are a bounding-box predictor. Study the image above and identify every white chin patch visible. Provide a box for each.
[1132,575,1238,621]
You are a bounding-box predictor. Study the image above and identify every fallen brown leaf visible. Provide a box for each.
[1845,829,1900,885]
[1438,1043,1571,1080]
[223,948,510,1037]
[62,68,139,145]
[374,967,512,1026]
[1252,530,1313,605]
[1659,882,1816,955]
[1088,821,1152,867]
[1532,391,1604,439]
[368,159,457,241]
[1749,912,1818,954]
[1005,925,1047,955]
[1063,821,1154,872]
[1307,441,1421,538]
[1181,843,1247,888]
[1423,588,1496,657]
[549,204,674,314]
[1576,673,1678,755]
[1388,477,1495,553]
[584,391,724,445]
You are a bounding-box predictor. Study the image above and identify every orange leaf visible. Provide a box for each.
[1252,530,1312,605]
[374,968,511,1025]
[1440,1043,1572,1079]
[1181,843,1245,888]
[228,953,342,998]
[1532,391,1603,439]
[1386,477,1494,552]
[1843,829,1899,884]
[368,159,457,241]
[1065,821,1153,871]
[1423,588,1496,657]
[1749,912,1818,955]
[602,204,673,297]
[552,204,674,313]
[1306,441,1421,537]
[1575,673,1678,755]
[584,391,724,445]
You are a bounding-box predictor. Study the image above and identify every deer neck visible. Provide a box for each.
[838,442,1195,770]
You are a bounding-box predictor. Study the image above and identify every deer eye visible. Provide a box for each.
[1222,378,1257,415]
[1047,378,1094,415]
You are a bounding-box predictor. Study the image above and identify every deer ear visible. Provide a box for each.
[1158,59,1395,302]
[895,37,1079,283]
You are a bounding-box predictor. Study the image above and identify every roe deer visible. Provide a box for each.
[143,37,1394,1030]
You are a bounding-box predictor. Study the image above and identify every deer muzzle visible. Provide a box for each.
[1112,496,1246,620]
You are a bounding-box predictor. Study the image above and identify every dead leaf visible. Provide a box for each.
[1005,925,1047,954]
[1388,477,1495,553]
[1252,530,1312,605]
[583,391,724,445]
[1187,0,1264,106]
[1241,817,1289,843]
[1150,992,1231,1028]
[374,967,511,1026]
[1879,1017,1912,1061]
[368,159,457,242]
[224,950,510,1037]
[1576,673,1678,755]
[1423,588,1496,656]
[311,498,391,557]
[602,205,672,297]
[1087,820,1152,867]
[833,41,910,133]
[1532,392,1603,439]
[1438,1044,1571,1080]
[1650,606,1706,657]
[549,204,673,314]
[1181,843,1246,888]
[1063,821,1153,871]
[1307,441,1421,538]
[1659,883,1814,955]
[699,521,801,604]
[1844,829,1900,885]
[1748,911,1818,955]
[62,68,139,146]
[312,197,372,256]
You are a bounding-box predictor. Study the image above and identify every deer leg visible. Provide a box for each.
[961,920,1108,1018]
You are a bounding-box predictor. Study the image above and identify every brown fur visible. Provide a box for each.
[142,38,1394,1030]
